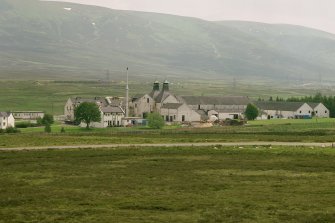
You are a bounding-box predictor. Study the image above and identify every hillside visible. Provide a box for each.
[1,0,335,82]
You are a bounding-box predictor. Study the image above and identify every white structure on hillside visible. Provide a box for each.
[0,112,15,130]
[255,102,313,119]
[12,111,45,120]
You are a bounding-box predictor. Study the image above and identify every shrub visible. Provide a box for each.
[42,114,54,125]
[44,124,51,133]
[245,103,259,120]
[61,127,65,133]
[5,127,20,133]
[147,112,165,129]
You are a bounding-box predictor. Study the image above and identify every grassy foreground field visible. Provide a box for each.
[1,146,335,222]
[1,119,335,148]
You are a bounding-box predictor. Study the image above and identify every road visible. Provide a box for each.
[0,142,334,151]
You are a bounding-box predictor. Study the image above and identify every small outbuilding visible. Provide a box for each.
[0,112,15,130]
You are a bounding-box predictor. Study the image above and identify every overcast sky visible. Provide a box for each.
[51,0,335,34]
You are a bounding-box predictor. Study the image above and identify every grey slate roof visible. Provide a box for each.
[101,106,124,114]
[0,112,11,117]
[254,101,307,111]
[71,97,108,107]
[161,103,183,109]
[211,108,246,113]
[179,96,250,105]
[307,102,321,109]
[195,110,208,120]
[155,90,176,103]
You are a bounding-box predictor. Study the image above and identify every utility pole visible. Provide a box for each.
[126,67,129,117]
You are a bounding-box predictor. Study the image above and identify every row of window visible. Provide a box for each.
[164,115,186,122]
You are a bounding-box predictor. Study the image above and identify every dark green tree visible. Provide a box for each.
[245,103,259,120]
[44,123,51,133]
[74,102,101,129]
[147,112,165,129]
[42,114,54,125]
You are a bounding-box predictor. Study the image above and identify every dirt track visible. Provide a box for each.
[0,142,334,151]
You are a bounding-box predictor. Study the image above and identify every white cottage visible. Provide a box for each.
[160,103,201,122]
[255,102,313,119]
[307,103,329,118]
[80,106,125,128]
[0,112,15,130]
[64,97,108,121]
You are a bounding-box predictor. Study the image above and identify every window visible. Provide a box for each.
[147,98,150,103]
[182,115,185,122]
[308,111,311,113]
[166,116,169,122]
[316,111,318,114]
[299,111,302,113]
[325,110,328,113]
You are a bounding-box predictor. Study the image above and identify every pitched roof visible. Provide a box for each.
[155,90,176,103]
[195,110,208,120]
[71,97,108,107]
[101,106,124,114]
[0,112,11,117]
[307,102,322,109]
[179,96,250,105]
[161,103,183,109]
[254,101,308,111]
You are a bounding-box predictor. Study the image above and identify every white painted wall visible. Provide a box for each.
[80,111,124,128]
[313,103,329,118]
[260,103,313,119]
[160,104,201,122]
[0,114,15,130]
[133,94,155,117]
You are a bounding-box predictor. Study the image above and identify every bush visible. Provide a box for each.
[147,112,165,129]
[16,122,40,128]
[42,114,54,125]
[60,127,65,133]
[44,124,51,133]
[245,103,259,120]
[5,127,20,133]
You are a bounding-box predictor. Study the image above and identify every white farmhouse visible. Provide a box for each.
[80,106,125,128]
[160,103,201,122]
[307,103,330,118]
[0,112,15,130]
[255,102,313,119]
[64,97,109,121]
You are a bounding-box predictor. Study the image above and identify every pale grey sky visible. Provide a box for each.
[51,0,335,34]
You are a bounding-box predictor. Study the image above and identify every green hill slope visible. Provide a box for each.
[1,0,335,82]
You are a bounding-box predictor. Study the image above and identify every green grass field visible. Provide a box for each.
[3,118,335,147]
[1,146,335,222]
[1,118,335,148]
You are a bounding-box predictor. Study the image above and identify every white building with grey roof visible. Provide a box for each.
[0,112,15,130]
[307,102,329,118]
[255,101,314,119]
